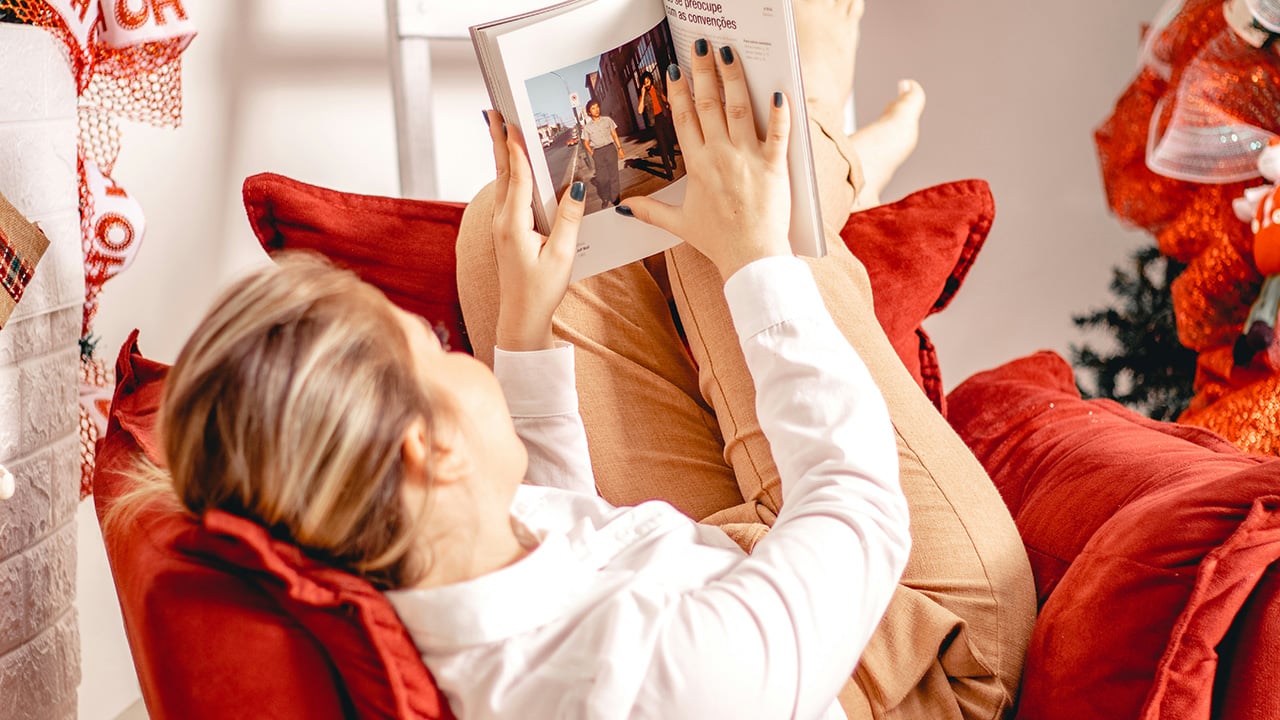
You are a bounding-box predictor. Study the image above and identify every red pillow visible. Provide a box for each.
[94,332,454,720]
[839,179,994,414]
[243,173,993,414]
[1214,566,1280,720]
[242,173,471,354]
[947,351,1280,720]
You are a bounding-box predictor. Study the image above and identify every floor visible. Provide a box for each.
[115,700,147,720]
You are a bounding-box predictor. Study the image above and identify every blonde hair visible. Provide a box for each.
[112,252,439,589]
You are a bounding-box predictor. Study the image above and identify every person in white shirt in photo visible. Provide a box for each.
[581,99,626,207]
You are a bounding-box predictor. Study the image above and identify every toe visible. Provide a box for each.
[885,79,926,121]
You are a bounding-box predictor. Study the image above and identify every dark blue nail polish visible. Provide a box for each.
[615,205,634,217]
[773,92,783,108]
[482,110,491,126]
[719,46,734,64]
[570,181,585,202]
[694,38,709,56]
[667,63,681,82]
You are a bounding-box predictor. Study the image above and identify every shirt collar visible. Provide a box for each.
[386,522,592,652]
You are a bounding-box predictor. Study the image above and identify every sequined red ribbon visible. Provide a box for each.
[1097,0,1280,456]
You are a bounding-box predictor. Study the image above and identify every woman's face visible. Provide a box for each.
[642,75,652,88]
[392,305,528,490]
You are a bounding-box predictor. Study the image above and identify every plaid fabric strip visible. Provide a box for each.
[0,226,37,303]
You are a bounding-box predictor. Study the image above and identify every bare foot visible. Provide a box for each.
[850,79,926,208]
[793,0,865,115]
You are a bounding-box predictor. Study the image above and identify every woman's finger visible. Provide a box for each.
[500,133,536,239]
[716,45,756,147]
[689,38,727,144]
[545,181,585,267]
[762,91,791,167]
[664,62,703,162]
[616,195,681,239]
[487,110,511,211]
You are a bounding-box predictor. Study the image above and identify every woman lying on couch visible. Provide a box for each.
[144,46,907,719]
[126,8,1035,720]
[452,3,1036,716]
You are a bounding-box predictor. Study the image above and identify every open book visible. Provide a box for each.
[471,0,825,281]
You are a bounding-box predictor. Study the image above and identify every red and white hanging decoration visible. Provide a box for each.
[1,0,195,498]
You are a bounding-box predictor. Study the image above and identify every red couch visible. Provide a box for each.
[93,173,1280,719]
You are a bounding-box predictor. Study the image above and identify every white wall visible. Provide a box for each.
[858,1,1165,388]
[79,1,1166,717]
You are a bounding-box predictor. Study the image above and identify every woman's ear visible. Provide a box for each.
[401,416,471,487]
[400,417,432,487]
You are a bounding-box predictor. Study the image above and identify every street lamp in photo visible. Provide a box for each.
[549,70,581,141]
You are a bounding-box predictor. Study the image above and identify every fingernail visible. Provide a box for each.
[898,79,912,94]
[570,181,585,202]
[615,205,634,217]
[694,38,709,56]
[773,91,783,108]
[719,46,734,64]
[482,110,491,126]
[667,63,681,82]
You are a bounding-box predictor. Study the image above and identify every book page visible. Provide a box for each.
[662,0,825,259]
[474,0,822,280]
[479,0,693,280]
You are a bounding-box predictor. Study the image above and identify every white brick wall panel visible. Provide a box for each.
[0,303,78,367]
[41,212,88,312]
[17,348,78,458]
[52,700,77,720]
[0,447,53,558]
[48,306,82,356]
[0,27,75,125]
[0,22,82,718]
[0,607,80,720]
[0,312,52,368]
[58,608,80,712]
[0,543,27,656]
[29,306,78,365]
[49,434,79,528]
[0,363,19,459]
[0,523,76,656]
[0,121,78,227]
[35,521,77,624]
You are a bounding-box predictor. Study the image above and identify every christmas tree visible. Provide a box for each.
[1071,244,1198,422]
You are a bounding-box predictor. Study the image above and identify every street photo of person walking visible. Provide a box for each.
[525,18,688,215]
[637,70,679,179]
[581,100,625,206]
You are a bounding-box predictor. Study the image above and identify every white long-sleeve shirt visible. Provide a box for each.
[386,257,909,720]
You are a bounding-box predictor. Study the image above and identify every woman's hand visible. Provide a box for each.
[485,110,584,351]
[619,42,792,281]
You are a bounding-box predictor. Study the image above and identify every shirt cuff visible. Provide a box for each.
[723,256,826,341]
[493,342,578,418]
